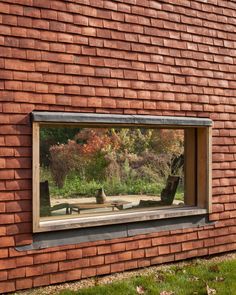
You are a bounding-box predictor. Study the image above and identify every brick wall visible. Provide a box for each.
[1,0,236,292]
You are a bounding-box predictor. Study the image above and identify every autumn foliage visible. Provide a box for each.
[48,128,184,189]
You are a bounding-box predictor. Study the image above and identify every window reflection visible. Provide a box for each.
[40,127,186,220]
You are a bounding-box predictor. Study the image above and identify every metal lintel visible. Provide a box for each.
[16,215,214,251]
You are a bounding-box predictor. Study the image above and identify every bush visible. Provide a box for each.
[46,127,184,191]
[50,144,72,188]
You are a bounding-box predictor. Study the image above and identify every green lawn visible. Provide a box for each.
[58,258,236,295]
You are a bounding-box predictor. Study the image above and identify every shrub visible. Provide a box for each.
[49,143,73,188]
[47,127,184,190]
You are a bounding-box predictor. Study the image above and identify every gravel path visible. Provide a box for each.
[16,251,236,295]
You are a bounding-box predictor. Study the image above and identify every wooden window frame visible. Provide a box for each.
[32,112,212,233]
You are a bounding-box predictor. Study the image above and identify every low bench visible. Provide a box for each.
[68,201,130,214]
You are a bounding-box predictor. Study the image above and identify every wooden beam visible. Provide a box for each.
[32,122,40,232]
[207,127,212,213]
[184,129,197,206]
[197,127,212,211]
[31,112,213,127]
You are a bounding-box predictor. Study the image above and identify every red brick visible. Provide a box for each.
[0,249,8,258]
[130,100,143,109]
[132,249,145,259]
[0,258,16,270]
[14,169,32,179]
[0,147,14,156]
[204,238,215,247]
[175,250,196,261]
[8,267,26,279]
[59,258,89,271]
[97,245,111,255]
[151,254,175,265]
[124,260,138,270]
[10,142,29,158]
[66,268,82,281]
[82,247,97,257]
[5,135,31,146]
[32,274,50,287]
[15,234,33,246]
[50,251,66,262]
[158,245,170,255]
[0,181,5,191]
[50,272,67,284]
[110,261,125,273]
[145,247,159,257]
[152,237,162,246]
[89,256,104,266]
[138,239,152,248]
[9,246,26,258]
[0,159,6,169]
[87,97,102,107]
[0,227,6,237]
[170,244,182,253]
[43,263,58,274]
[105,253,118,264]
[137,258,151,268]
[5,179,31,190]
[0,271,7,281]
[6,200,31,212]
[118,251,132,261]
[73,15,88,26]
[26,265,43,277]
[0,236,14,248]
[81,267,96,278]
[144,101,156,109]
[111,243,126,252]
[0,2,9,13]
[31,253,49,265]
[14,212,32,223]
[66,249,82,260]
[0,214,14,225]
[0,202,5,213]
[16,278,33,290]
[125,241,139,250]
[0,192,14,201]
[0,281,15,293]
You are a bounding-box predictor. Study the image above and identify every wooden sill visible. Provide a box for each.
[35,206,208,233]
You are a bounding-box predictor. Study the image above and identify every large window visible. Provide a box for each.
[32,112,212,232]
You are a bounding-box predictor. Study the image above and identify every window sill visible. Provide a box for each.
[35,206,208,233]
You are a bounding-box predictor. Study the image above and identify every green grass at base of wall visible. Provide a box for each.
[59,258,236,295]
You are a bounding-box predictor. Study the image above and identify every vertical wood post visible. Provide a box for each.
[32,122,40,232]
[184,128,197,206]
[197,127,212,211]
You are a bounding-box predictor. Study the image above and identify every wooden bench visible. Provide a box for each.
[69,201,130,214]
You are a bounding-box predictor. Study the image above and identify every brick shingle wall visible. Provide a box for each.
[1,0,236,292]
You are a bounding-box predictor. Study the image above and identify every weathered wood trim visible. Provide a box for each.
[207,127,212,213]
[31,112,213,127]
[197,127,212,212]
[31,112,212,233]
[32,122,40,233]
[197,128,206,209]
[35,207,208,233]
[184,129,197,206]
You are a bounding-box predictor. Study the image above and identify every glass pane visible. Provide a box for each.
[39,126,188,221]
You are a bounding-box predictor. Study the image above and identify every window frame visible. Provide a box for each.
[32,112,212,233]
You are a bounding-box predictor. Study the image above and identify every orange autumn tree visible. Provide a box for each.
[49,128,119,188]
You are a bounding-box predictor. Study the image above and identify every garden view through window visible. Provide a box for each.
[39,126,192,221]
